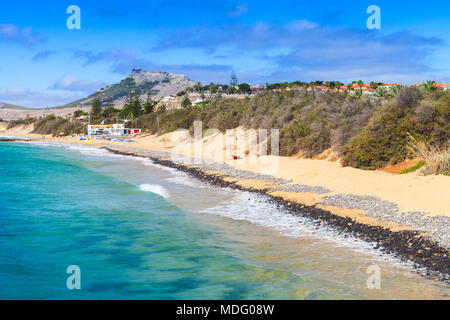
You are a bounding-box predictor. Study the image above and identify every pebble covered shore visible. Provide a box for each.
[104,145,449,282]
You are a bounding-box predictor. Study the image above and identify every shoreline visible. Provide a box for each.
[101,145,449,282]
[0,128,449,282]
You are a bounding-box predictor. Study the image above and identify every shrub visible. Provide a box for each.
[342,90,449,170]
[6,116,37,129]
[396,86,422,110]
[341,104,415,169]
[74,110,88,118]
[128,88,447,172]
[33,116,85,136]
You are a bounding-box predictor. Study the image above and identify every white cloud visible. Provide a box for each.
[228,4,248,17]
[0,85,81,108]
[52,75,107,92]
[0,24,42,46]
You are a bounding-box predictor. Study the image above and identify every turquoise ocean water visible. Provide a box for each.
[0,140,448,299]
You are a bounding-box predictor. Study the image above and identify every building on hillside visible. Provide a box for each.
[313,85,330,90]
[349,83,372,89]
[362,88,374,95]
[380,83,399,89]
[413,82,449,90]
[193,98,203,105]
[87,124,141,137]
[250,85,265,92]
[435,83,450,91]
[155,96,182,110]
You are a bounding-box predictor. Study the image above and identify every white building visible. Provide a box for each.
[87,124,141,136]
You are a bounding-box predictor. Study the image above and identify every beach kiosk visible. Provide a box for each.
[87,124,141,137]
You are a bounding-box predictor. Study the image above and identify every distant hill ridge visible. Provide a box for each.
[0,103,30,110]
[0,70,197,120]
[63,69,197,109]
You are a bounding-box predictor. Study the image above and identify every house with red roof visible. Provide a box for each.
[434,83,450,91]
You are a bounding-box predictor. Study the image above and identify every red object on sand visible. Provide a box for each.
[233,155,238,160]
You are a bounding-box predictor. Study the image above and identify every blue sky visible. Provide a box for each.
[0,0,449,108]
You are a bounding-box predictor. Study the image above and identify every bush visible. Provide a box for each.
[342,90,449,169]
[134,90,379,158]
[74,110,88,118]
[396,86,422,109]
[6,116,37,129]
[341,104,415,169]
[33,116,85,136]
[126,88,448,171]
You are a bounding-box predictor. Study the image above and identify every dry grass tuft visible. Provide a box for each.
[407,133,450,176]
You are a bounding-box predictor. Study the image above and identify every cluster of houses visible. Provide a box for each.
[270,82,450,95]
[270,83,397,95]
[413,82,450,90]
[154,81,450,111]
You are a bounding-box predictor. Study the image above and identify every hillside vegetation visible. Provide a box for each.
[33,115,85,136]
[134,87,449,172]
[5,86,449,174]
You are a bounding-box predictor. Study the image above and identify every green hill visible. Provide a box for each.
[60,69,196,109]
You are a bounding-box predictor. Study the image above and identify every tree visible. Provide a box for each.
[354,88,363,98]
[226,86,237,94]
[143,94,155,114]
[374,86,388,99]
[370,81,379,89]
[131,89,142,118]
[90,95,102,118]
[230,71,238,86]
[357,80,364,88]
[388,85,401,97]
[102,107,119,118]
[238,83,251,94]
[74,110,87,118]
[194,82,203,93]
[421,80,435,92]
[334,81,344,88]
[209,83,218,94]
[181,96,192,108]
[119,91,134,119]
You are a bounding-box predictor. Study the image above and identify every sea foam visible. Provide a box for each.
[139,184,170,198]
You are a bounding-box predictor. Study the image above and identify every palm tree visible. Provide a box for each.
[354,88,363,98]
[421,80,435,92]
[388,85,401,97]
[374,86,388,99]
[357,80,364,88]
[370,81,379,89]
